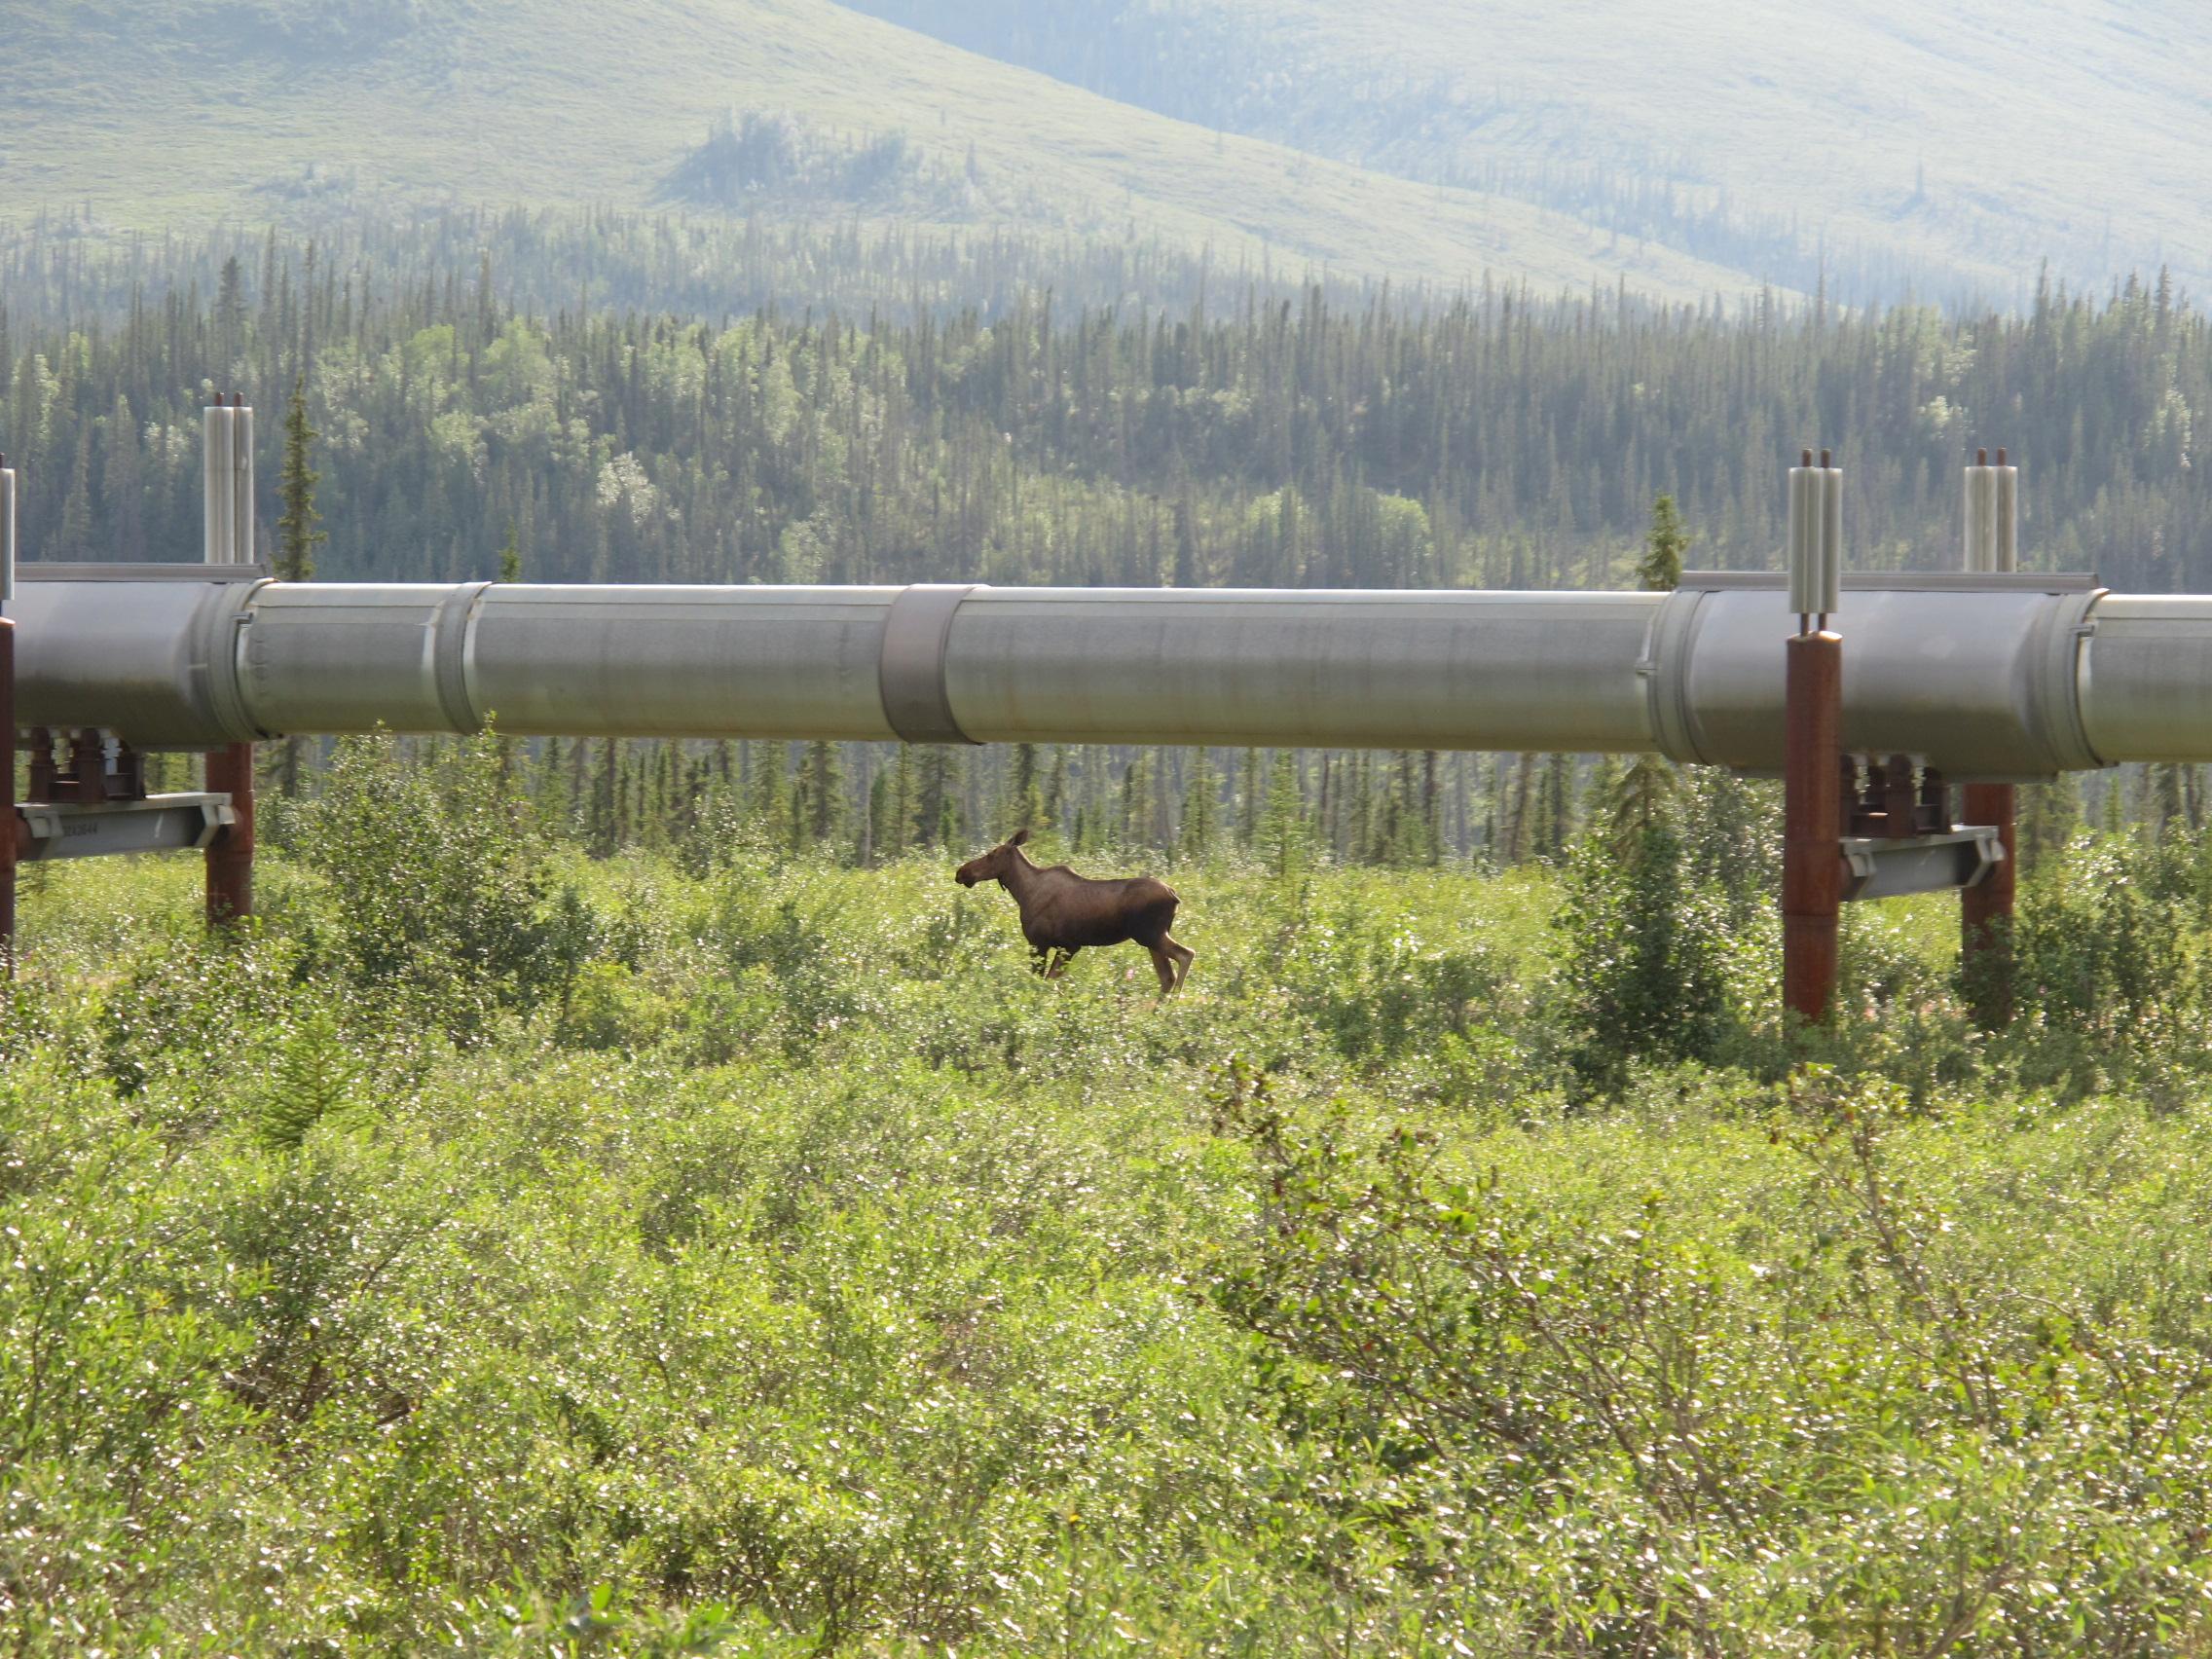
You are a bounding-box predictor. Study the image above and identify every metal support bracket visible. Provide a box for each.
[1839,825,2005,903]
[18,793,237,862]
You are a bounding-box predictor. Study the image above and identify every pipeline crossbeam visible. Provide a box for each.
[12,570,2211,777]
[17,793,235,863]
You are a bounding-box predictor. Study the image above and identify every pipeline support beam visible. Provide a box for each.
[1783,631,1843,1027]
[204,742,254,925]
[1960,782,2017,1026]
[0,620,14,963]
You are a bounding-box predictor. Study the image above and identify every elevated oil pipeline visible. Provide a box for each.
[6,409,2210,1027]
[8,569,2201,775]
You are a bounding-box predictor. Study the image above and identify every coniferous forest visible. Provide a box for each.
[6,217,2208,594]
[11,215,2212,1653]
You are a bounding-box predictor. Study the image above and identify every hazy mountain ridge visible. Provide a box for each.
[831,0,2212,305]
[0,0,1782,304]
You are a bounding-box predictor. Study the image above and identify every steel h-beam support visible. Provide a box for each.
[1960,781,2015,1024]
[1959,446,2018,1025]
[204,743,254,925]
[1,452,15,964]
[1784,629,1843,1024]
[201,398,256,928]
[1783,448,1844,1029]
[0,619,15,964]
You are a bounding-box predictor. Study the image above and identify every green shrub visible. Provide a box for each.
[288,733,567,1036]
[19,772,2212,1651]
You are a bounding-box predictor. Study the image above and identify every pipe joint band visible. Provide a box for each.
[435,581,494,734]
[879,584,981,745]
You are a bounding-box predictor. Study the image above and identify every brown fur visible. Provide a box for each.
[955,830,1196,996]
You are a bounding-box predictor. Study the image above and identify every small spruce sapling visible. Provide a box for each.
[272,377,328,796]
[1638,493,1689,593]
[276,377,326,583]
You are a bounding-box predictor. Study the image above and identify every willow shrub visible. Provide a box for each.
[15,793,2212,1652]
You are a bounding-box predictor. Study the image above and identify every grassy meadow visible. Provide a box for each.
[9,737,2212,1654]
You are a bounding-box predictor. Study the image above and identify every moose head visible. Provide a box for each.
[954,828,1031,888]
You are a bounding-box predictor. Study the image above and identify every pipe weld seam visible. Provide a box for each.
[879,583,981,745]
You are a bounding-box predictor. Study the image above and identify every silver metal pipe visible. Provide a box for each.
[1786,452,1842,621]
[231,401,255,565]
[14,573,260,746]
[9,572,2211,777]
[1963,450,2019,574]
[203,405,234,565]
[203,401,254,564]
[2078,596,2212,764]
[1649,574,2101,778]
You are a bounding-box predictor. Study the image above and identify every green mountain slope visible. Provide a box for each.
[0,0,1776,303]
[835,0,2212,302]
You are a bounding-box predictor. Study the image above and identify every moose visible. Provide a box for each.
[955,830,1196,996]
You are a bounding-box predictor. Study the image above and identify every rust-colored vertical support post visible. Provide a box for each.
[1,451,16,966]
[1960,781,2015,1026]
[204,742,255,926]
[0,619,16,966]
[1784,629,1844,1026]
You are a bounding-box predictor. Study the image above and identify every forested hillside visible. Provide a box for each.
[0,0,1762,300]
[835,0,2212,306]
[4,228,2204,593]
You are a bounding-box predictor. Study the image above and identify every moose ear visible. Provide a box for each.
[1009,828,1032,847]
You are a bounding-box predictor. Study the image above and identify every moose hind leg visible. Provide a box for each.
[1146,941,1180,997]
[1046,946,1080,979]
[1163,935,1196,992]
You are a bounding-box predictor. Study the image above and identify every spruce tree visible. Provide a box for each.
[1237,748,1263,846]
[1042,746,1067,834]
[1121,751,1152,849]
[1638,494,1689,591]
[276,377,326,583]
[1179,749,1220,864]
[882,747,916,858]
[1260,750,1308,880]
[914,748,958,849]
[1557,818,1728,1098]
[266,377,330,796]
[1616,498,1686,850]
[798,740,844,849]
[754,743,793,852]
[1008,743,1045,836]
[2019,775,2083,873]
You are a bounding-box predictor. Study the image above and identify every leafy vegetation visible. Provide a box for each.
[4,179,2211,1653]
[10,735,2212,1652]
[4,237,2204,599]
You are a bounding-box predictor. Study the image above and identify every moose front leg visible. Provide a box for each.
[1045,946,1081,979]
